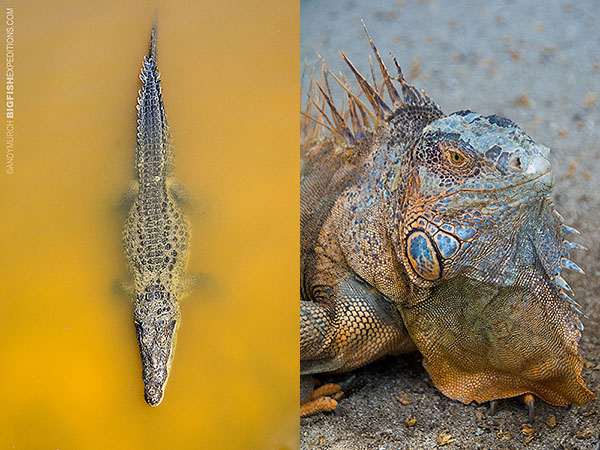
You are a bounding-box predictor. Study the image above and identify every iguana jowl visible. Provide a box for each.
[123,24,190,406]
[300,25,594,414]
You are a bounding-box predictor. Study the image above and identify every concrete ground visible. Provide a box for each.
[300,1,599,448]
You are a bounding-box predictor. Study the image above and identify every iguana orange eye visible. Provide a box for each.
[448,150,465,165]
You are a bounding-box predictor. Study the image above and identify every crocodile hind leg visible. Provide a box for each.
[301,275,416,415]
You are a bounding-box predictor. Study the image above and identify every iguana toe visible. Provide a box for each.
[522,394,535,423]
[300,383,342,417]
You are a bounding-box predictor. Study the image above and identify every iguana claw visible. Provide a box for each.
[522,394,535,423]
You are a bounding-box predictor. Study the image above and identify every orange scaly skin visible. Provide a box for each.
[300,26,594,416]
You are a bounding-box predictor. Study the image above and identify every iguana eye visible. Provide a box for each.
[448,150,465,165]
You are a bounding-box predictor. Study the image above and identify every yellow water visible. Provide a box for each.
[0,1,298,449]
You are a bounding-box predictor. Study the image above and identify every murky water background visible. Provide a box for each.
[0,1,298,448]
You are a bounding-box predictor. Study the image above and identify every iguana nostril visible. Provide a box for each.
[509,155,523,173]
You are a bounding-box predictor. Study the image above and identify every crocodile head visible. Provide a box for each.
[400,110,565,289]
[134,285,180,407]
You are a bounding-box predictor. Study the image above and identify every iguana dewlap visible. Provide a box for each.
[300,25,594,409]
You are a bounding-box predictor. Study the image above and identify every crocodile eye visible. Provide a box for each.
[448,150,465,165]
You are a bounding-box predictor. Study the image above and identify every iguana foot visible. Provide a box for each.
[300,383,342,417]
[487,395,535,422]
[521,394,535,423]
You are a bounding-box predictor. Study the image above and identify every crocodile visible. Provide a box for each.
[300,24,594,417]
[122,23,191,407]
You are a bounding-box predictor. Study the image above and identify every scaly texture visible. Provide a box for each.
[300,24,594,409]
[123,22,191,406]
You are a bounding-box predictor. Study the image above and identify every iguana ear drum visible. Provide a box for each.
[406,230,442,281]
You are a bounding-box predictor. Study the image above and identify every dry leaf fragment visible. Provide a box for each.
[524,434,535,445]
[396,392,411,405]
[546,415,557,428]
[476,411,483,421]
[514,93,531,108]
[584,361,595,369]
[576,430,593,439]
[584,92,596,108]
[521,424,535,435]
[566,160,577,178]
[438,431,455,446]
[509,48,522,61]
[497,430,512,441]
[405,416,417,427]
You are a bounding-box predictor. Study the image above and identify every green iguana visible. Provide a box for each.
[300,24,594,418]
[122,23,191,406]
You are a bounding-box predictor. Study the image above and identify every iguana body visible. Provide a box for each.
[123,24,190,406]
[300,27,594,411]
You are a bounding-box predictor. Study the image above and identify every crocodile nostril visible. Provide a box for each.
[509,155,522,173]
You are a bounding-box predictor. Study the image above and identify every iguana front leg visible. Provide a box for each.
[301,274,416,375]
[300,275,416,415]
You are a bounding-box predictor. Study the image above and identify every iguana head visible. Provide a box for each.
[396,111,592,405]
[399,110,563,288]
[134,284,180,406]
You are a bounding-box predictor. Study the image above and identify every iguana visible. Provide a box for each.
[122,23,191,406]
[300,24,594,418]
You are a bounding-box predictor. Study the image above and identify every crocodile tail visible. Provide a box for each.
[149,18,158,63]
[136,22,171,182]
[301,21,444,149]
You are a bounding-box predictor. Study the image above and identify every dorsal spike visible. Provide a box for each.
[555,275,574,296]
[559,291,581,308]
[339,74,365,141]
[564,241,587,251]
[301,67,325,142]
[390,54,422,104]
[571,305,585,317]
[562,224,581,235]
[561,258,585,275]
[552,209,566,222]
[309,96,338,138]
[361,20,402,107]
[340,51,391,120]
[315,80,356,145]
[316,53,378,127]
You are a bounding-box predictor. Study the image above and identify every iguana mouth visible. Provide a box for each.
[455,169,553,195]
